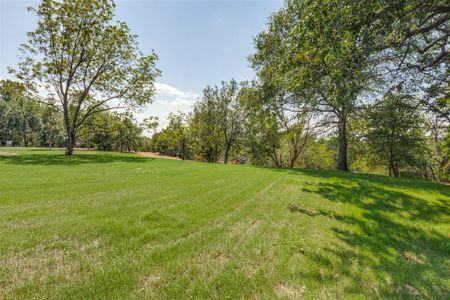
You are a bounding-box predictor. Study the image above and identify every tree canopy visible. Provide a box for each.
[12,0,160,155]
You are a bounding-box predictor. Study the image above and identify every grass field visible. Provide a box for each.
[0,148,449,299]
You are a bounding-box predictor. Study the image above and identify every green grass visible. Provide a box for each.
[0,148,449,299]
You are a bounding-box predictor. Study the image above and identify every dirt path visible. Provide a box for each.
[0,151,16,156]
[136,152,181,160]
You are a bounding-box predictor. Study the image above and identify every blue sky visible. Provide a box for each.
[0,0,282,129]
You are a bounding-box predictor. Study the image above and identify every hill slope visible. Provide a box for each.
[0,148,449,299]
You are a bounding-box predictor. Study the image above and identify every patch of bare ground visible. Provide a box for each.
[274,282,306,299]
[136,152,181,160]
[0,151,16,156]
[402,251,426,264]
[228,219,263,243]
[138,273,163,295]
[213,248,234,264]
[403,284,422,297]
[189,247,235,280]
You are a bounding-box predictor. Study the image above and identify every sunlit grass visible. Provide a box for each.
[0,148,448,299]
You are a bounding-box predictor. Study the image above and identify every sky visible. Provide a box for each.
[0,0,283,130]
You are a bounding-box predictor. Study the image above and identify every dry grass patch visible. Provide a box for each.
[274,282,306,299]
[402,251,426,264]
[0,242,104,297]
[138,273,163,295]
[0,151,16,156]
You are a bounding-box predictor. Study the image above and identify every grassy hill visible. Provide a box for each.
[0,148,448,299]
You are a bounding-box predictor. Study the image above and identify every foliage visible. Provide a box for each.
[189,87,223,162]
[151,113,191,159]
[366,92,426,177]
[0,80,50,146]
[12,0,160,154]
[251,0,384,170]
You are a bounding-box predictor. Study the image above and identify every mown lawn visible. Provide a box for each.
[0,148,449,299]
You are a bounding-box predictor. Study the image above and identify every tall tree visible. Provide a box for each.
[190,87,222,163]
[239,84,282,166]
[215,80,245,164]
[251,0,389,170]
[12,0,160,155]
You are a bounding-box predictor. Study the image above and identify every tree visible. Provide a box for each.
[189,81,245,164]
[190,87,222,162]
[0,80,43,146]
[142,116,159,136]
[251,0,393,171]
[424,112,449,182]
[367,92,426,177]
[240,82,317,168]
[151,113,191,159]
[12,0,160,155]
[239,84,282,166]
[114,112,142,152]
[215,80,245,164]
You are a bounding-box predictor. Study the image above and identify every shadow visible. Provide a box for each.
[271,167,450,198]
[0,153,154,165]
[284,170,450,298]
[287,203,320,216]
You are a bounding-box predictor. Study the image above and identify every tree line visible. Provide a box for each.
[150,0,449,182]
[0,79,146,152]
[2,0,449,182]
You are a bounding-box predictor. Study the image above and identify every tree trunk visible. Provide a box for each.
[289,138,299,168]
[223,144,231,164]
[337,114,348,171]
[65,130,76,156]
[393,162,399,177]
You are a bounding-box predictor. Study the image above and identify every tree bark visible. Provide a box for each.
[337,114,348,171]
[393,162,399,177]
[66,133,75,156]
[289,137,300,168]
[223,143,231,164]
[65,130,76,156]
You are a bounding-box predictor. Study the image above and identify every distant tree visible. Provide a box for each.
[190,87,222,162]
[151,113,191,159]
[114,112,142,152]
[0,80,42,146]
[424,112,449,182]
[12,0,160,155]
[41,99,65,148]
[367,92,426,177]
[87,112,116,151]
[142,116,159,136]
[214,80,245,164]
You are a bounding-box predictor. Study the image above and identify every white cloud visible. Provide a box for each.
[154,82,198,99]
[134,82,200,135]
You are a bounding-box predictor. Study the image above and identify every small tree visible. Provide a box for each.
[367,92,426,177]
[12,0,160,155]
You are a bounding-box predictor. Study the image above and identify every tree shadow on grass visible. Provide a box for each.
[283,169,450,298]
[273,167,450,198]
[0,153,154,165]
